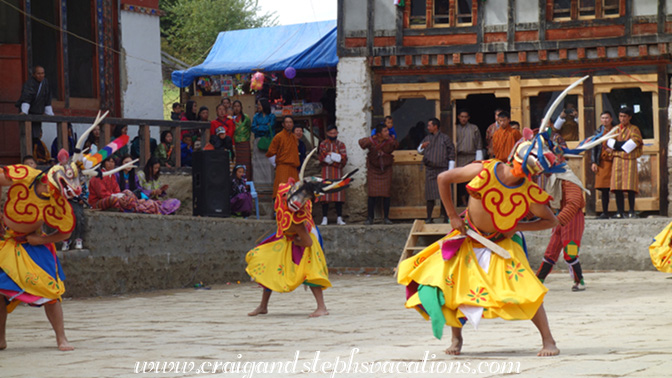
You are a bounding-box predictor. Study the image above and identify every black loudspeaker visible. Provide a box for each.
[192,150,230,217]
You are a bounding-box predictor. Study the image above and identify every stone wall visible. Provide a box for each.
[58,212,667,298]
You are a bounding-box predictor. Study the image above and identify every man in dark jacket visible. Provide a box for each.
[16,66,54,138]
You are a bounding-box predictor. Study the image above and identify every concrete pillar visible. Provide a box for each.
[336,57,372,221]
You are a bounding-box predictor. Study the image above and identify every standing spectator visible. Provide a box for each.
[197,106,210,122]
[220,97,234,116]
[418,118,455,223]
[554,106,579,141]
[181,100,198,121]
[112,124,130,162]
[293,125,307,166]
[491,111,522,162]
[359,123,399,225]
[170,103,183,121]
[210,104,235,140]
[155,130,176,168]
[16,65,54,138]
[51,123,76,157]
[251,98,276,186]
[608,107,643,219]
[230,165,253,218]
[267,116,300,198]
[591,111,615,219]
[485,108,504,158]
[318,125,348,226]
[84,124,101,154]
[232,100,252,180]
[32,129,51,165]
[454,110,484,207]
[181,132,194,167]
[371,115,397,139]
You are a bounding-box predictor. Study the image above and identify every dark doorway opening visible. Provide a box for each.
[455,94,510,149]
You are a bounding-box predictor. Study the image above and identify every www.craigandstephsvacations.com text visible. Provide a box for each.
[133,349,522,376]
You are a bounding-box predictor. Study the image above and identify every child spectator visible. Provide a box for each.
[155,130,176,168]
[171,103,183,121]
[371,115,397,139]
[181,133,194,167]
[22,155,37,168]
[206,126,235,160]
[230,165,253,217]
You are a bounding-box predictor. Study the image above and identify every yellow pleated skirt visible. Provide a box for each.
[397,230,547,328]
[649,222,672,273]
[245,232,331,292]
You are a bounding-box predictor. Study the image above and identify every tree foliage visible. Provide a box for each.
[160,0,277,64]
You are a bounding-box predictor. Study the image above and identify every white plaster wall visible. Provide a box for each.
[633,1,657,16]
[343,0,367,33]
[335,57,371,216]
[484,0,508,25]
[516,0,539,23]
[374,0,397,32]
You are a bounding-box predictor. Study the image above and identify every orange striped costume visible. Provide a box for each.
[610,124,642,192]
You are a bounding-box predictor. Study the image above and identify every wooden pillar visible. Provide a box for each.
[658,64,669,216]
[20,121,32,160]
[102,123,112,146]
[172,125,181,167]
[139,124,150,168]
[509,76,522,126]
[372,74,383,126]
[583,76,596,215]
[439,79,452,136]
[57,122,69,154]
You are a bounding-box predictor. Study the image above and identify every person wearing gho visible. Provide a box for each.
[484,108,504,158]
[417,118,456,224]
[608,107,643,219]
[318,125,348,226]
[455,110,484,207]
[591,111,615,219]
[16,65,54,139]
[359,123,399,225]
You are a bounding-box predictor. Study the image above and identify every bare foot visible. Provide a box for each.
[0,338,6,350]
[58,339,74,351]
[445,337,463,355]
[247,306,268,316]
[537,341,559,356]
[308,308,329,318]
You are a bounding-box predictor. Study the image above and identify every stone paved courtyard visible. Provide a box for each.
[2,272,672,378]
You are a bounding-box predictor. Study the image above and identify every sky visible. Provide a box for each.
[257,0,337,26]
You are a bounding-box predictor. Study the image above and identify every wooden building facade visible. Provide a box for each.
[338,0,672,217]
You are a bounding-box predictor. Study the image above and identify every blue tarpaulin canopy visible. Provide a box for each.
[172,20,337,88]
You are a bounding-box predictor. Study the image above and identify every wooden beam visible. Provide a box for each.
[440,79,452,137]
[139,124,150,168]
[658,64,669,216]
[538,0,547,42]
[395,0,404,47]
[583,76,596,215]
[658,0,666,35]
[172,125,181,167]
[57,121,69,154]
[337,0,345,56]
[507,0,516,46]
[20,121,32,160]
[366,0,374,56]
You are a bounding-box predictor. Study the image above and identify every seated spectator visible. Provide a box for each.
[84,124,101,154]
[32,129,51,165]
[51,123,76,157]
[22,155,37,168]
[119,155,180,214]
[88,157,137,211]
[181,133,194,167]
[137,157,170,200]
[155,130,176,167]
[171,103,183,121]
[230,165,253,218]
[197,106,210,122]
[205,126,235,160]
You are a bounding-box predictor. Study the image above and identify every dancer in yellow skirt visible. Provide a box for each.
[0,112,134,351]
[649,222,672,273]
[398,76,617,357]
[246,149,356,317]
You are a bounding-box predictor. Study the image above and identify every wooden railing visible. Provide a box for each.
[0,114,209,168]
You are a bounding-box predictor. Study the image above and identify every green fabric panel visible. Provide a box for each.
[418,285,446,340]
